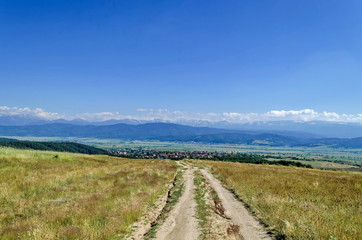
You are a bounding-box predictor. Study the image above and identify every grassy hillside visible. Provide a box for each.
[189,159,362,239]
[0,139,108,155]
[0,148,176,239]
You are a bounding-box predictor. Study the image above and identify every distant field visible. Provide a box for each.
[2,136,362,170]
[189,159,362,239]
[281,159,362,170]
[0,147,176,239]
[4,136,362,155]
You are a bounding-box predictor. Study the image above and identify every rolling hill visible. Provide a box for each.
[0,123,237,139]
[1,122,362,148]
[0,138,108,155]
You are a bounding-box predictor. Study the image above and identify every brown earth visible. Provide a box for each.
[129,163,271,240]
[200,169,271,240]
[155,165,200,240]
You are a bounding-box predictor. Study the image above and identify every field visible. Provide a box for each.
[189,159,362,239]
[0,147,176,239]
[1,144,361,240]
[4,136,361,170]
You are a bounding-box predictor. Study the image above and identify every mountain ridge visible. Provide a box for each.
[1,115,362,138]
[1,122,362,148]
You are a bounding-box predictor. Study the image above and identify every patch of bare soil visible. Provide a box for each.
[126,183,173,240]
[201,169,272,240]
[202,176,240,240]
[155,166,199,240]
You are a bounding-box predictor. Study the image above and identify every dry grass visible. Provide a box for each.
[193,170,210,239]
[0,147,176,239]
[189,160,362,240]
[194,170,230,240]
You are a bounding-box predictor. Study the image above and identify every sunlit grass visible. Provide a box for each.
[194,170,209,240]
[0,147,176,239]
[189,159,362,240]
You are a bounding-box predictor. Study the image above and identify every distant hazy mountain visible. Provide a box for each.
[0,123,237,139]
[154,132,362,149]
[234,121,362,138]
[0,115,49,126]
[1,115,362,138]
[0,116,89,126]
[1,122,362,148]
[178,119,362,138]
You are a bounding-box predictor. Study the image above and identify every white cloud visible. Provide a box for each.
[1,106,362,123]
[0,106,64,120]
[266,109,317,117]
[73,112,125,121]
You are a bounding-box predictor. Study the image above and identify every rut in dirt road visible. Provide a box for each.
[155,166,199,240]
[201,169,272,240]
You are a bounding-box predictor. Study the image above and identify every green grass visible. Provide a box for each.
[193,169,230,240]
[190,159,362,240]
[194,170,209,240]
[0,147,176,239]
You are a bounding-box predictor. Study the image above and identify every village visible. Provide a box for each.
[110,148,230,160]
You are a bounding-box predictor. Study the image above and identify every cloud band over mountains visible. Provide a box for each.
[1,106,362,124]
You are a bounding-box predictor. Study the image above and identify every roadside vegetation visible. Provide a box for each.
[194,170,210,239]
[189,159,362,239]
[194,170,233,240]
[0,147,176,239]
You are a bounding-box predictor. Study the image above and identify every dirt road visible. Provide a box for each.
[201,169,271,240]
[155,166,200,240]
[139,163,271,240]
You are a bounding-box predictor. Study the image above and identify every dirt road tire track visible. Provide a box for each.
[201,169,272,240]
[155,166,199,240]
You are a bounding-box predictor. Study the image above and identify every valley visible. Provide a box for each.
[4,136,362,171]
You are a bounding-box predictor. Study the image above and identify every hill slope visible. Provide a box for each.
[0,148,176,239]
[0,138,108,155]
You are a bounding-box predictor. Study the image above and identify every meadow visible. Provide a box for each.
[189,159,362,239]
[0,147,176,239]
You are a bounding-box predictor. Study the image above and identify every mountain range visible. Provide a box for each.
[0,122,362,149]
[1,115,362,138]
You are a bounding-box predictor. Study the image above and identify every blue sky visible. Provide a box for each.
[1,0,361,118]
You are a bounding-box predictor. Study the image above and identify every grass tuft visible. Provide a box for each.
[194,170,209,239]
